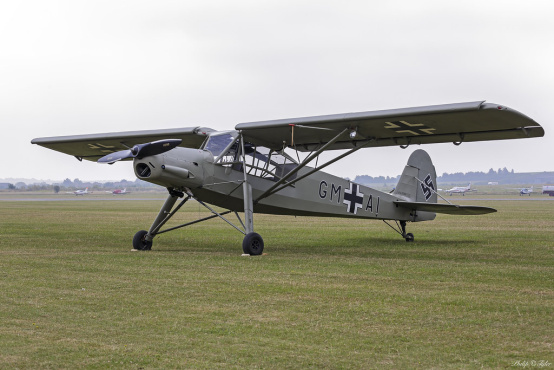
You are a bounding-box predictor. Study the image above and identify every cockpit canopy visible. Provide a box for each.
[202,132,237,157]
[202,131,298,182]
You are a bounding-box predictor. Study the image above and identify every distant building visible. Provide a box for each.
[487,182,499,185]
[542,186,554,196]
[0,183,12,189]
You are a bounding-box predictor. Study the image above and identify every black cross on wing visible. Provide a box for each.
[384,121,436,135]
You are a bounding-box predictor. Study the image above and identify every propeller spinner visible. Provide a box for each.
[98,139,182,164]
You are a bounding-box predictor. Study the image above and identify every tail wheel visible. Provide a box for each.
[242,232,264,255]
[133,230,153,250]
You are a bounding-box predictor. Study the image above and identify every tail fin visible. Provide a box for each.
[393,150,497,217]
[393,149,437,203]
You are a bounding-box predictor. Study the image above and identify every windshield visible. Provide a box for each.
[203,134,235,157]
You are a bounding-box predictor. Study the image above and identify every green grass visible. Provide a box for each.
[0,196,552,368]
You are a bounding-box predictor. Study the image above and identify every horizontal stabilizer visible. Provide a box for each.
[394,201,496,215]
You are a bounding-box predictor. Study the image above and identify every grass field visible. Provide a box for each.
[0,193,552,368]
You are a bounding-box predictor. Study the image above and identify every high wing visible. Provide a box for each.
[31,127,214,161]
[236,101,544,151]
[394,201,496,215]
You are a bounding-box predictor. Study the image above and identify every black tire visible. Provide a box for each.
[133,230,153,250]
[242,232,264,255]
[405,233,414,242]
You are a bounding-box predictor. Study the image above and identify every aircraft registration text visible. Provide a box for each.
[318,180,380,216]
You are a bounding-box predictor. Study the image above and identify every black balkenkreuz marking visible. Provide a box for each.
[420,174,435,201]
[384,121,436,136]
[87,143,117,153]
[343,183,364,214]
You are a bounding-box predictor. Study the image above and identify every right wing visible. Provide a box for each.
[236,101,544,151]
[31,127,214,162]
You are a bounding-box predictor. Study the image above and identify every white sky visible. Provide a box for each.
[2,0,553,182]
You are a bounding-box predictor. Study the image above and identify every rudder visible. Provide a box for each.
[393,149,437,203]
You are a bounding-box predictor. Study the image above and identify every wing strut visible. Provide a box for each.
[254,132,376,203]
[256,138,375,202]
[252,128,348,203]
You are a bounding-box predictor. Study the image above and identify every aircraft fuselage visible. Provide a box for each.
[133,147,432,223]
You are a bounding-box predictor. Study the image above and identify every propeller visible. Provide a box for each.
[98,139,182,164]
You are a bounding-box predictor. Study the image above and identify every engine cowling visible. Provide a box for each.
[133,147,210,188]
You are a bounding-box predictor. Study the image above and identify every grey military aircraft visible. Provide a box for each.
[32,101,544,255]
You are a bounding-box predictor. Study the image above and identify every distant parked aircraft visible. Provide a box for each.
[445,183,474,196]
[512,186,533,196]
[73,187,89,196]
[109,188,129,195]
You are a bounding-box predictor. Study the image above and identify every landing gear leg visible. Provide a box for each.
[400,221,415,242]
[133,188,187,250]
[384,220,415,242]
[240,133,264,255]
[241,181,264,255]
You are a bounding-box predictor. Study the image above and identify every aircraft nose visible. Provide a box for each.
[133,148,205,188]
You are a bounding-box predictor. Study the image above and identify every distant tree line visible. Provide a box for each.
[6,178,164,192]
[355,168,554,185]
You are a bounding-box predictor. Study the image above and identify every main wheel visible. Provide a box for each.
[133,230,153,250]
[405,233,414,242]
[242,232,264,255]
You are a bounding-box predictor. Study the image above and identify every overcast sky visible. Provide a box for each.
[2,0,552,183]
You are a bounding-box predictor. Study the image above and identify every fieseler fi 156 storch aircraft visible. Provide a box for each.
[32,101,544,255]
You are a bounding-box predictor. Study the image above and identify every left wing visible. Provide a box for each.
[236,101,543,151]
[31,127,214,161]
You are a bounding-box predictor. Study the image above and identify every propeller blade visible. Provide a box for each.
[98,149,133,164]
[97,139,182,164]
[135,139,182,158]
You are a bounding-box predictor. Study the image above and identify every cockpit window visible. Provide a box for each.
[208,135,299,182]
[243,144,298,182]
[203,134,235,157]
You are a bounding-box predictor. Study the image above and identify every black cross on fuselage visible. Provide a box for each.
[343,183,364,214]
